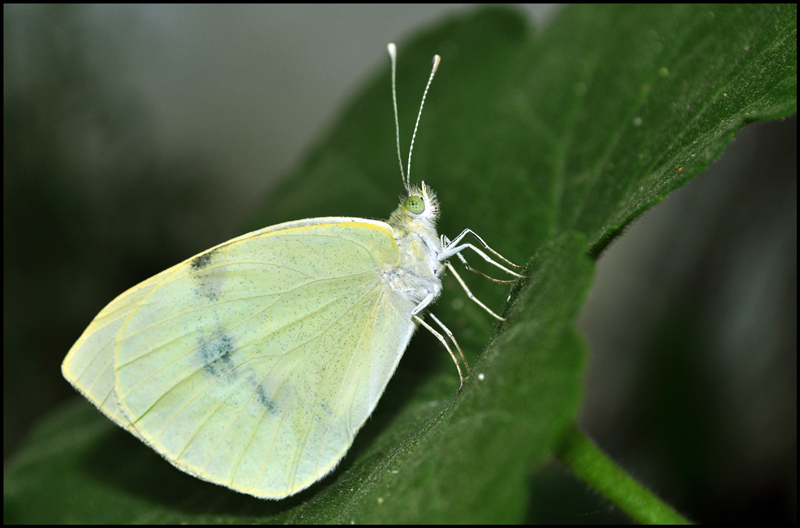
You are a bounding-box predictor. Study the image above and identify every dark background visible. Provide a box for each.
[4,5,795,523]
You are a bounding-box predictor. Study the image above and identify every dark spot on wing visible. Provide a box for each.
[191,249,217,271]
[197,328,283,415]
[191,248,222,300]
[198,333,235,377]
[255,384,278,414]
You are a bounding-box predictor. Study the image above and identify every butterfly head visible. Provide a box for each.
[389,181,440,240]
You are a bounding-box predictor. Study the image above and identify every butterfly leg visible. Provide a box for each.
[443,229,526,272]
[450,250,517,284]
[445,262,506,321]
[441,233,521,283]
[413,314,466,392]
[428,312,469,372]
[440,241,525,279]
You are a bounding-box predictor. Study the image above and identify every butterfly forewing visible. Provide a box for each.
[105,219,415,498]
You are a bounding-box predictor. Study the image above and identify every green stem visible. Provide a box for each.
[555,423,692,524]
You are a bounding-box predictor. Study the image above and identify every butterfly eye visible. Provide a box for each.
[404,195,425,214]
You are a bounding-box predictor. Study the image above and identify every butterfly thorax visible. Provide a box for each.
[385,182,444,307]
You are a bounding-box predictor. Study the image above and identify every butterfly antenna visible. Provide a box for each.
[387,43,408,192]
[407,53,440,188]
[388,43,440,192]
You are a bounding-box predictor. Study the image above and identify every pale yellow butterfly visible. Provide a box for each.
[61,43,524,500]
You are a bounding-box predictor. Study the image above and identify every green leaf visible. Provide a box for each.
[5,4,795,523]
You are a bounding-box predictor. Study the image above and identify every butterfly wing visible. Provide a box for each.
[62,218,417,499]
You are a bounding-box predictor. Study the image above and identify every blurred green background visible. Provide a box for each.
[4,5,795,523]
